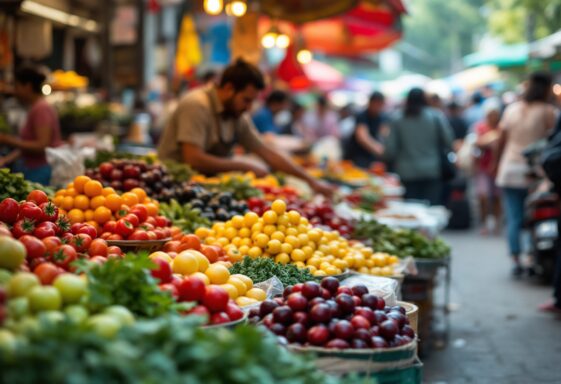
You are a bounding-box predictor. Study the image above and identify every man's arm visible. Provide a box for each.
[0,149,21,167]
[253,143,334,196]
[182,143,269,176]
[0,125,52,154]
[355,124,385,156]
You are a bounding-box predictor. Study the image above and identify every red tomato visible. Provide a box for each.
[89,256,107,265]
[19,235,46,260]
[12,219,35,238]
[115,219,135,238]
[140,223,154,231]
[153,229,166,240]
[100,232,112,240]
[129,230,149,241]
[225,302,244,321]
[180,234,201,251]
[50,244,77,269]
[177,276,206,302]
[76,223,97,239]
[163,240,181,253]
[107,234,123,241]
[203,286,229,313]
[187,305,211,321]
[88,238,108,257]
[150,258,172,284]
[42,236,62,257]
[103,220,117,233]
[107,245,122,255]
[144,216,157,226]
[26,190,49,205]
[130,205,148,223]
[146,231,157,240]
[123,213,139,227]
[210,312,231,325]
[33,262,62,285]
[201,245,219,263]
[19,202,42,222]
[33,221,57,239]
[0,198,20,224]
[61,232,74,244]
[69,233,92,253]
[0,225,12,237]
[163,228,172,238]
[115,207,130,220]
[55,217,71,235]
[39,202,59,222]
[155,216,170,228]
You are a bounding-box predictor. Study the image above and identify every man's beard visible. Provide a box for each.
[222,98,242,119]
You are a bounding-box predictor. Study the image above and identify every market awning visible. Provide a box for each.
[530,30,561,59]
[463,44,528,69]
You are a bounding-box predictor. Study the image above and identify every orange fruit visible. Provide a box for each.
[65,188,77,197]
[172,251,199,275]
[204,264,230,284]
[121,192,139,207]
[93,206,112,224]
[61,196,74,211]
[73,195,90,210]
[53,195,64,207]
[67,209,85,224]
[102,187,117,197]
[66,182,74,189]
[145,202,159,217]
[105,194,123,212]
[84,180,103,197]
[130,188,147,202]
[84,209,95,221]
[90,195,106,210]
[73,175,91,194]
[55,189,66,197]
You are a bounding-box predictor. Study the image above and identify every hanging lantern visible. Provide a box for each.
[204,0,223,15]
[275,34,290,49]
[296,49,312,64]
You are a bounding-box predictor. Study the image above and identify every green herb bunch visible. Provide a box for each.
[229,256,314,287]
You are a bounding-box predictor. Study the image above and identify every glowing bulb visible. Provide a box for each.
[297,49,313,64]
[261,33,277,49]
[204,0,223,15]
[42,84,52,96]
[231,1,247,17]
[276,34,290,49]
[554,84,561,96]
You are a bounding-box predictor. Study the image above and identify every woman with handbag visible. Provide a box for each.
[384,88,454,205]
[495,72,557,277]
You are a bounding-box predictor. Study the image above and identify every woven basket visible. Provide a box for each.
[106,238,170,253]
[397,300,418,334]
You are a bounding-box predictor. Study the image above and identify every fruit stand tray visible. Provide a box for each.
[288,339,418,376]
[107,238,171,252]
[202,313,248,330]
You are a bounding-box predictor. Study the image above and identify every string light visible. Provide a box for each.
[42,84,52,96]
[275,34,290,49]
[230,1,247,17]
[296,49,313,64]
[204,0,223,15]
[261,32,277,49]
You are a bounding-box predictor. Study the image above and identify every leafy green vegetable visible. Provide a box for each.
[159,199,211,233]
[229,256,314,286]
[79,253,182,317]
[0,168,53,200]
[203,177,262,201]
[161,159,195,183]
[353,218,450,259]
[0,315,372,384]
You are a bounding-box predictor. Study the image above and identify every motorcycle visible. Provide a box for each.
[523,140,560,282]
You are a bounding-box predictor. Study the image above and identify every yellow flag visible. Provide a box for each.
[175,15,202,77]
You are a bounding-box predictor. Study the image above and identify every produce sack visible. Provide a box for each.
[46,145,85,188]
[340,275,399,306]
[242,276,284,312]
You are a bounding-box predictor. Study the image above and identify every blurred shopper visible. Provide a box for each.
[281,102,305,136]
[344,92,388,169]
[474,100,502,235]
[447,101,469,151]
[464,92,485,131]
[495,72,557,276]
[252,90,289,134]
[384,88,454,205]
[338,104,356,139]
[157,59,333,196]
[302,95,339,140]
[0,65,61,184]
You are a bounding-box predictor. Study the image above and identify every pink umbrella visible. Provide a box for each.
[302,60,345,91]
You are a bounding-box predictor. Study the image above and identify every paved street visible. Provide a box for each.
[423,230,561,384]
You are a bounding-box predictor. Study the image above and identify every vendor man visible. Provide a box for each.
[158,59,333,196]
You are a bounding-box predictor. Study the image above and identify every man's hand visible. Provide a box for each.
[308,178,336,198]
[234,157,269,177]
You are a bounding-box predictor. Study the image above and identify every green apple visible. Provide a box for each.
[103,305,135,326]
[0,268,12,285]
[0,236,26,271]
[53,274,87,304]
[87,314,122,338]
[64,305,89,324]
[7,272,39,298]
[7,297,29,320]
[27,286,62,313]
[0,330,17,353]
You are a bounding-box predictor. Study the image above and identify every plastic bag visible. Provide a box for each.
[340,275,399,306]
[46,145,85,188]
[242,276,284,313]
[394,256,417,276]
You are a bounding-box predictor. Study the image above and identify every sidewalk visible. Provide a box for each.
[423,231,561,384]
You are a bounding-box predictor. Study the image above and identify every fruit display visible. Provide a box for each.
[153,234,267,308]
[353,219,451,259]
[249,277,416,350]
[196,199,378,277]
[229,256,314,287]
[0,168,53,202]
[159,199,211,233]
[191,172,270,200]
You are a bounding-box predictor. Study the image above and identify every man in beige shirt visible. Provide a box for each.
[158,59,333,196]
